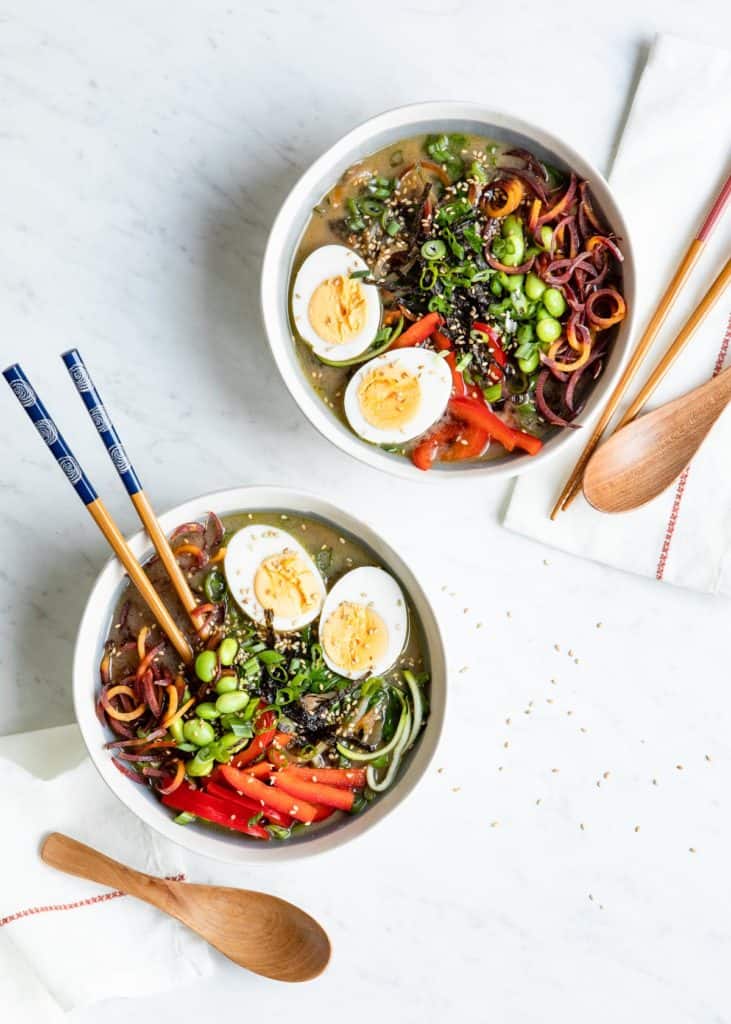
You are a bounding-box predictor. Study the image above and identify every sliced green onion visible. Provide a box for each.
[173,812,196,825]
[360,197,384,217]
[469,160,489,183]
[389,149,404,167]
[421,239,447,261]
[455,352,472,372]
[419,265,438,290]
[483,382,503,403]
[259,650,285,665]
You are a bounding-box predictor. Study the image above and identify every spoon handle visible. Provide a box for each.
[41,832,177,914]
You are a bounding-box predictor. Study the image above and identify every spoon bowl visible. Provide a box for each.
[41,832,331,982]
[583,365,731,513]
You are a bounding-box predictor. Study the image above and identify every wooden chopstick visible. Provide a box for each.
[3,363,193,665]
[60,349,200,624]
[612,257,731,431]
[550,171,731,519]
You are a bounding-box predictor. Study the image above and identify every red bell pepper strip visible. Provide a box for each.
[310,804,336,822]
[472,321,507,380]
[448,396,543,456]
[411,421,460,471]
[439,423,489,461]
[411,418,489,470]
[220,765,319,823]
[272,771,355,812]
[206,780,292,828]
[161,783,270,839]
[279,765,366,789]
[388,312,442,350]
[243,761,273,779]
[433,330,466,397]
[231,709,277,768]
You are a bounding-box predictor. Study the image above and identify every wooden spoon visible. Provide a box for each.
[583,365,731,513]
[41,832,331,982]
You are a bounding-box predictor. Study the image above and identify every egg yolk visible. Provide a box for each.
[308,274,367,345]
[321,601,389,675]
[357,363,421,431]
[254,550,321,621]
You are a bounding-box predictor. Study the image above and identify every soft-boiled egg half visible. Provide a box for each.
[344,347,452,445]
[224,525,326,632]
[291,244,382,362]
[319,566,407,680]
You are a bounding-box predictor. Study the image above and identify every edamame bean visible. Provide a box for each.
[518,350,540,374]
[489,277,503,297]
[218,637,239,667]
[501,234,525,268]
[542,287,567,318]
[183,718,216,747]
[215,675,238,695]
[187,749,215,777]
[168,717,185,744]
[503,214,523,238]
[536,306,552,321]
[194,649,217,683]
[215,690,250,715]
[524,272,547,301]
[536,316,562,344]
[195,702,220,721]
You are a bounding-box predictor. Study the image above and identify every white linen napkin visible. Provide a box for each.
[0,724,215,1020]
[504,34,731,595]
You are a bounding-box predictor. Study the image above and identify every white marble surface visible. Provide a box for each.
[2,1,731,1021]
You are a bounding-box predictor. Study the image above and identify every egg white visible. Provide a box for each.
[224,525,326,632]
[291,244,382,362]
[343,347,452,445]
[319,566,408,680]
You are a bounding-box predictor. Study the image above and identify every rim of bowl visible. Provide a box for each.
[261,100,637,482]
[73,485,447,863]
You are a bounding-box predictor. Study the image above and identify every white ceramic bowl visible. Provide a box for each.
[261,102,636,481]
[73,486,447,863]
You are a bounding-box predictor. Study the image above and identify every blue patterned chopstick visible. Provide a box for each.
[3,363,98,506]
[61,349,142,496]
[3,359,193,663]
[60,348,198,620]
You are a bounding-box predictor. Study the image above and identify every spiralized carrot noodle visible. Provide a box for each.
[528,197,541,233]
[483,177,524,218]
[104,684,146,722]
[162,696,195,729]
[174,542,203,557]
[398,159,451,188]
[164,683,178,723]
[191,602,215,621]
[136,641,164,682]
[585,288,626,330]
[548,342,592,373]
[158,759,185,796]
[137,625,150,662]
[209,546,227,564]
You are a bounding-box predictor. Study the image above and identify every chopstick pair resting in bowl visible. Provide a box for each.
[4,355,446,861]
[5,352,200,663]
